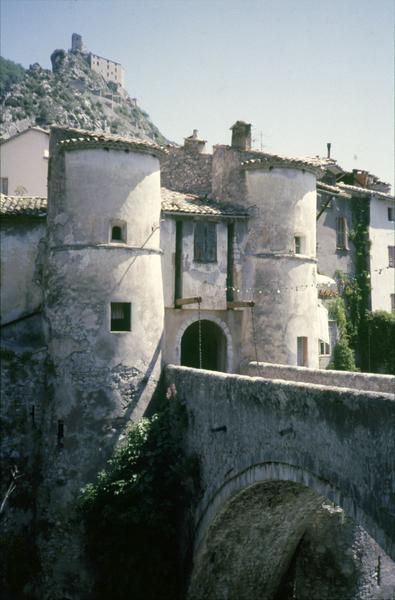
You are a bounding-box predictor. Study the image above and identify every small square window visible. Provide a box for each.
[110,220,126,243]
[110,302,131,332]
[388,207,394,222]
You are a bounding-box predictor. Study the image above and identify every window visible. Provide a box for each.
[110,302,131,332]
[388,207,394,222]
[194,222,217,262]
[297,336,308,366]
[389,246,395,268]
[110,220,126,243]
[0,177,8,195]
[336,217,349,250]
[294,236,302,254]
[319,340,330,355]
[391,294,395,312]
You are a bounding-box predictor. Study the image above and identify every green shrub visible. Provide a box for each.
[365,310,395,374]
[331,337,357,371]
[79,390,200,600]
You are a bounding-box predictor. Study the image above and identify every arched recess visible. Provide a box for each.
[193,462,394,563]
[175,315,234,373]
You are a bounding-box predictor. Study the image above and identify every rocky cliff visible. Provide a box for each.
[0,50,168,144]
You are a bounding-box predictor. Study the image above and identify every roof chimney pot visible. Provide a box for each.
[327,142,331,159]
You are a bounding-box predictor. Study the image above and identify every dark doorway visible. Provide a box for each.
[181,320,227,372]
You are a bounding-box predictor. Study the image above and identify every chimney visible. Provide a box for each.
[327,142,331,159]
[230,121,251,151]
[184,130,206,154]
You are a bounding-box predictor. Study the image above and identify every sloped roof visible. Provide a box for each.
[54,125,166,157]
[0,194,47,217]
[241,152,324,174]
[317,182,351,198]
[337,182,394,201]
[161,188,248,218]
[0,190,249,220]
[0,126,49,145]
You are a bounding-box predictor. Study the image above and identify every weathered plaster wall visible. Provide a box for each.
[246,362,395,394]
[160,146,212,195]
[316,191,356,279]
[369,195,395,312]
[0,129,49,196]
[40,130,165,598]
[163,307,244,372]
[164,366,395,562]
[240,167,319,367]
[160,216,228,310]
[0,218,46,324]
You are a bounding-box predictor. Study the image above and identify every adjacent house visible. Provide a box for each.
[0,127,49,197]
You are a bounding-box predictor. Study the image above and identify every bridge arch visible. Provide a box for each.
[193,462,393,562]
[175,315,234,372]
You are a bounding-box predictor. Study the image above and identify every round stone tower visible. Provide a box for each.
[212,130,321,369]
[240,157,320,368]
[41,126,165,596]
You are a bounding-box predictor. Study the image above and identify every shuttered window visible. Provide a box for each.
[336,217,349,250]
[194,222,217,263]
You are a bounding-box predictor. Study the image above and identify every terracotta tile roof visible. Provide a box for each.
[241,151,324,174]
[0,194,47,217]
[161,188,248,218]
[337,183,394,200]
[54,126,167,157]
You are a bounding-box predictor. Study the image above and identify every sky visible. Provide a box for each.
[1,0,394,190]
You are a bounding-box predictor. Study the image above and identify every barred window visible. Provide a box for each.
[110,302,131,332]
[194,222,217,263]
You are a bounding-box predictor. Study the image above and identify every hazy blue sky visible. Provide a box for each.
[1,0,394,189]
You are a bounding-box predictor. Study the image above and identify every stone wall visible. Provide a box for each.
[246,361,395,394]
[0,343,47,598]
[164,365,395,560]
[164,365,395,599]
[160,147,212,196]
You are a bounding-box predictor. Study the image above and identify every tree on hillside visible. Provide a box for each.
[0,57,25,99]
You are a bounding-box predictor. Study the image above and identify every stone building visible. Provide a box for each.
[1,123,394,598]
[70,32,125,87]
[316,165,395,313]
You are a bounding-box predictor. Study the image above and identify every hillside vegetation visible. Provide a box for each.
[0,50,168,144]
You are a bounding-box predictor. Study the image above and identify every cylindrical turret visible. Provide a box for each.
[41,127,165,594]
[240,160,320,368]
[212,130,321,369]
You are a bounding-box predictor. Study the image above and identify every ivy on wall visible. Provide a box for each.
[79,388,200,600]
[334,196,394,374]
[335,196,371,370]
[327,297,357,371]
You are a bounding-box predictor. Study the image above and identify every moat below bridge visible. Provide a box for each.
[164,365,395,599]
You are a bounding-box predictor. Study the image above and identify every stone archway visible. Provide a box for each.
[188,478,395,600]
[175,315,234,372]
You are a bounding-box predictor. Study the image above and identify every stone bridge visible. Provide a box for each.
[165,365,395,599]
